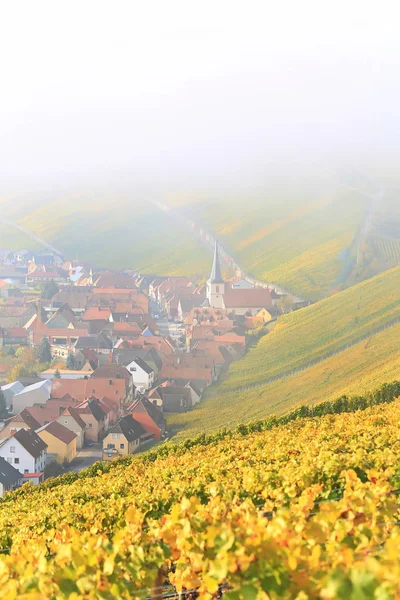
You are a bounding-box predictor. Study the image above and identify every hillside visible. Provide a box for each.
[0,192,211,276]
[169,266,400,438]
[1,395,400,598]
[1,185,366,299]
[182,187,366,299]
[0,223,42,252]
[221,265,400,392]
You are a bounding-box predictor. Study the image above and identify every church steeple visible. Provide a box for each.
[207,240,225,308]
[208,240,224,284]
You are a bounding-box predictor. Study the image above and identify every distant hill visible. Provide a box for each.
[3,179,400,300]
[169,265,400,438]
[181,187,366,300]
[0,184,367,299]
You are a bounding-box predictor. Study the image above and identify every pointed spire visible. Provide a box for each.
[208,240,224,284]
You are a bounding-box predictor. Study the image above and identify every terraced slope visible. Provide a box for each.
[2,395,400,598]
[2,192,211,275]
[184,188,365,299]
[1,185,365,298]
[221,265,400,392]
[169,266,400,438]
[169,321,400,437]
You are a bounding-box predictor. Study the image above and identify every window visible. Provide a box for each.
[10,446,15,453]
[88,423,92,428]
[130,367,136,372]
[14,458,19,464]
[216,286,219,293]
[24,469,28,474]
[120,443,125,449]
[64,420,68,424]
[112,433,120,439]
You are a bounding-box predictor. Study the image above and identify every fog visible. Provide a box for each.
[1,0,399,192]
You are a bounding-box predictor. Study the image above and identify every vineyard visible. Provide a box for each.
[1,387,400,598]
[218,265,400,393]
[185,188,365,300]
[371,234,400,264]
[168,319,400,438]
[4,192,210,275]
[1,185,366,297]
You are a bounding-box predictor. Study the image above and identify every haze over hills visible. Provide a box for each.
[3,1,400,596]
[2,174,400,300]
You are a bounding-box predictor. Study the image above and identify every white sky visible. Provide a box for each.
[1,0,399,188]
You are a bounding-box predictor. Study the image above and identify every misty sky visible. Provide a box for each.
[1,1,399,188]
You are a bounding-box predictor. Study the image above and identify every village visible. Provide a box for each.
[0,242,294,495]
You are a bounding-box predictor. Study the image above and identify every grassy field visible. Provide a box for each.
[218,265,400,391]
[168,319,400,439]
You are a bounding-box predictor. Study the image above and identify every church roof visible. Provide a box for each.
[208,241,224,284]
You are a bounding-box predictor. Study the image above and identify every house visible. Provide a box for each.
[147,387,163,408]
[0,305,35,329]
[37,421,77,464]
[0,409,41,440]
[51,377,128,404]
[82,306,114,322]
[125,357,154,393]
[127,396,166,440]
[160,364,213,385]
[0,327,29,347]
[102,414,148,461]
[91,364,134,398]
[159,387,192,413]
[205,241,272,314]
[0,381,24,411]
[0,456,22,496]
[45,304,83,329]
[230,277,254,289]
[113,347,163,378]
[0,428,47,477]
[74,332,113,360]
[185,381,202,407]
[12,379,52,414]
[75,399,107,442]
[51,286,94,310]
[56,406,86,449]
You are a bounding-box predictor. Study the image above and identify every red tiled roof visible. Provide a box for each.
[51,378,127,402]
[3,327,28,338]
[223,288,273,309]
[82,306,112,321]
[160,365,213,383]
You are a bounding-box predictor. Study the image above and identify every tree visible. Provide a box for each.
[66,353,76,370]
[0,390,8,419]
[42,280,59,299]
[54,368,61,379]
[36,337,52,364]
[276,295,295,315]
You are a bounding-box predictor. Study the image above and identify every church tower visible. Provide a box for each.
[207,240,225,308]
